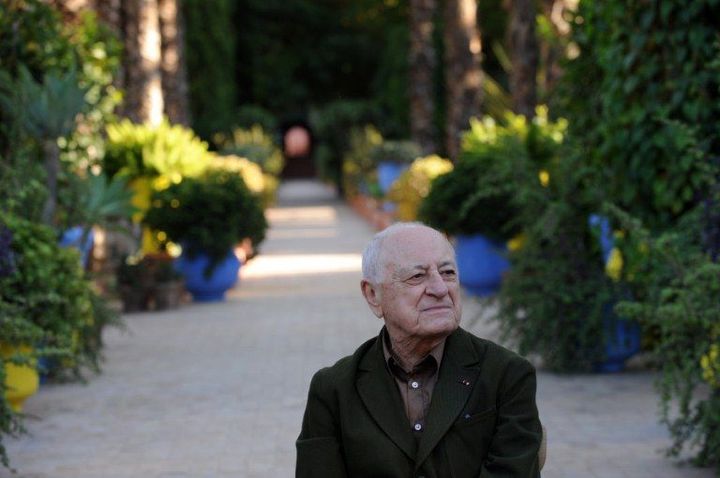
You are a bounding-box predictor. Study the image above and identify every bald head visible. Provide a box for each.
[361,222,454,284]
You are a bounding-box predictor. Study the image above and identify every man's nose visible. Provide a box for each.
[425,270,449,297]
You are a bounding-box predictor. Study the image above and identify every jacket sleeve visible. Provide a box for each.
[479,356,542,477]
[296,368,349,478]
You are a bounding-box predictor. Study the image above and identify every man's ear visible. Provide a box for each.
[361,280,383,319]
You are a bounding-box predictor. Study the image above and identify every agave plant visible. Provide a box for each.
[0,66,86,224]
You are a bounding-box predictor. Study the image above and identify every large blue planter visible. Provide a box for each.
[456,234,509,296]
[377,161,408,195]
[377,161,409,213]
[593,304,642,373]
[175,250,241,302]
[588,214,642,372]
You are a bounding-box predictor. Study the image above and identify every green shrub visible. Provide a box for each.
[213,125,284,177]
[559,0,720,231]
[419,108,565,242]
[495,157,619,372]
[232,104,278,132]
[341,125,383,199]
[309,100,379,195]
[143,170,267,275]
[0,212,114,384]
[613,206,720,470]
[103,118,209,182]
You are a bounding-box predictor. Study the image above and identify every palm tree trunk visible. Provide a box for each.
[121,0,164,125]
[508,0,538,118]
[443,0,483,162]
[158,0,191,126]
[409,0,437,156]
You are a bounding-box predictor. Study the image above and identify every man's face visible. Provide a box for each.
[366,227,462,343]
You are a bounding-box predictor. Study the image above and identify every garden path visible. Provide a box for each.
[3,180,714,478]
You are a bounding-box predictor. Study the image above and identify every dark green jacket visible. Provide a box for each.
[296,327,542,477]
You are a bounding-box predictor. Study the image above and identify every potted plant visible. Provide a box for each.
[419,109,565,296]
[143,169,267,302]
[418,155,520,296]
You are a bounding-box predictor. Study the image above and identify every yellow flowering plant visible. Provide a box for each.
[386,155,453,221]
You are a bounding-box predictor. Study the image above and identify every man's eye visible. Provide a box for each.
[442,270,456,277]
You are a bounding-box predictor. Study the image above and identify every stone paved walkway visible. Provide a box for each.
[3,180,714,478]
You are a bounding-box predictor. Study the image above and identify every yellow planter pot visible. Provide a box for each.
[2,345,39,412]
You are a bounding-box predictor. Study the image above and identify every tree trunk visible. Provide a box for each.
[508,0,538,118]
[409,0,437,156]
[41,140,60,225]
[443,0,483,162]
[121,0,164,125]
[158,0,191,126]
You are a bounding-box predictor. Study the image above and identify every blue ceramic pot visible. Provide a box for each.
[59,226,94,268]
[455,234,509,296]
[593,303,642,373]
[175,250,241,302]
[377,161,409,195]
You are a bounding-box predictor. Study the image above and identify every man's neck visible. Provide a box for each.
[387,332,446,372]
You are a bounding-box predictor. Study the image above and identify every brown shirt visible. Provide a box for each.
[382,330,445,438]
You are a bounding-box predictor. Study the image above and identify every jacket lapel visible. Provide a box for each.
[415,328,483,468]
[356,334,417,460]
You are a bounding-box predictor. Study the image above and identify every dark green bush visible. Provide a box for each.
[559,0,720,231]
[419,108,565,241]
[143,170,267,275]
[613,206,720,470]
[309,100,379,195]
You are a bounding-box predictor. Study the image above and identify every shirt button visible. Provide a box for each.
[414,423,422,431]
[410,381,419,389]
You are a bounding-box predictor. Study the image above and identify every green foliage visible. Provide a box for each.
[0,149,47,223]
[559,0,720,231]
[59,11,123,169]
[0,65,85,141]
[496,155,617,372]
[310,99,379,194]
[233,104,279,132]
[143,170,268,275]
[613,206,720,469]
[341,125,384,198]
[183,0,237,140]
[0,212,100,378]
[231,0,407,114]
[214,125,284,177]
[0,0,75,81]
[369,140,421,165]
[419,108,566,241]
[103,119,210,182]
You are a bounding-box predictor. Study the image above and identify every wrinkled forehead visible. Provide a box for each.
[379,227,456,272]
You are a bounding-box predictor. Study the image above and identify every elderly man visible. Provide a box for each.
[296,222,542,477]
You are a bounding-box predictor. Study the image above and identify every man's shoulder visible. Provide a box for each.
[454,327,534,371]
[310,334,379,386]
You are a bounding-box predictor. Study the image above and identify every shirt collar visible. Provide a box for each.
[381,327,446,375]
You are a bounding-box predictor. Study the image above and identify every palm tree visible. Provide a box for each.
[409,0,438,155]
[443,0,483,161]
